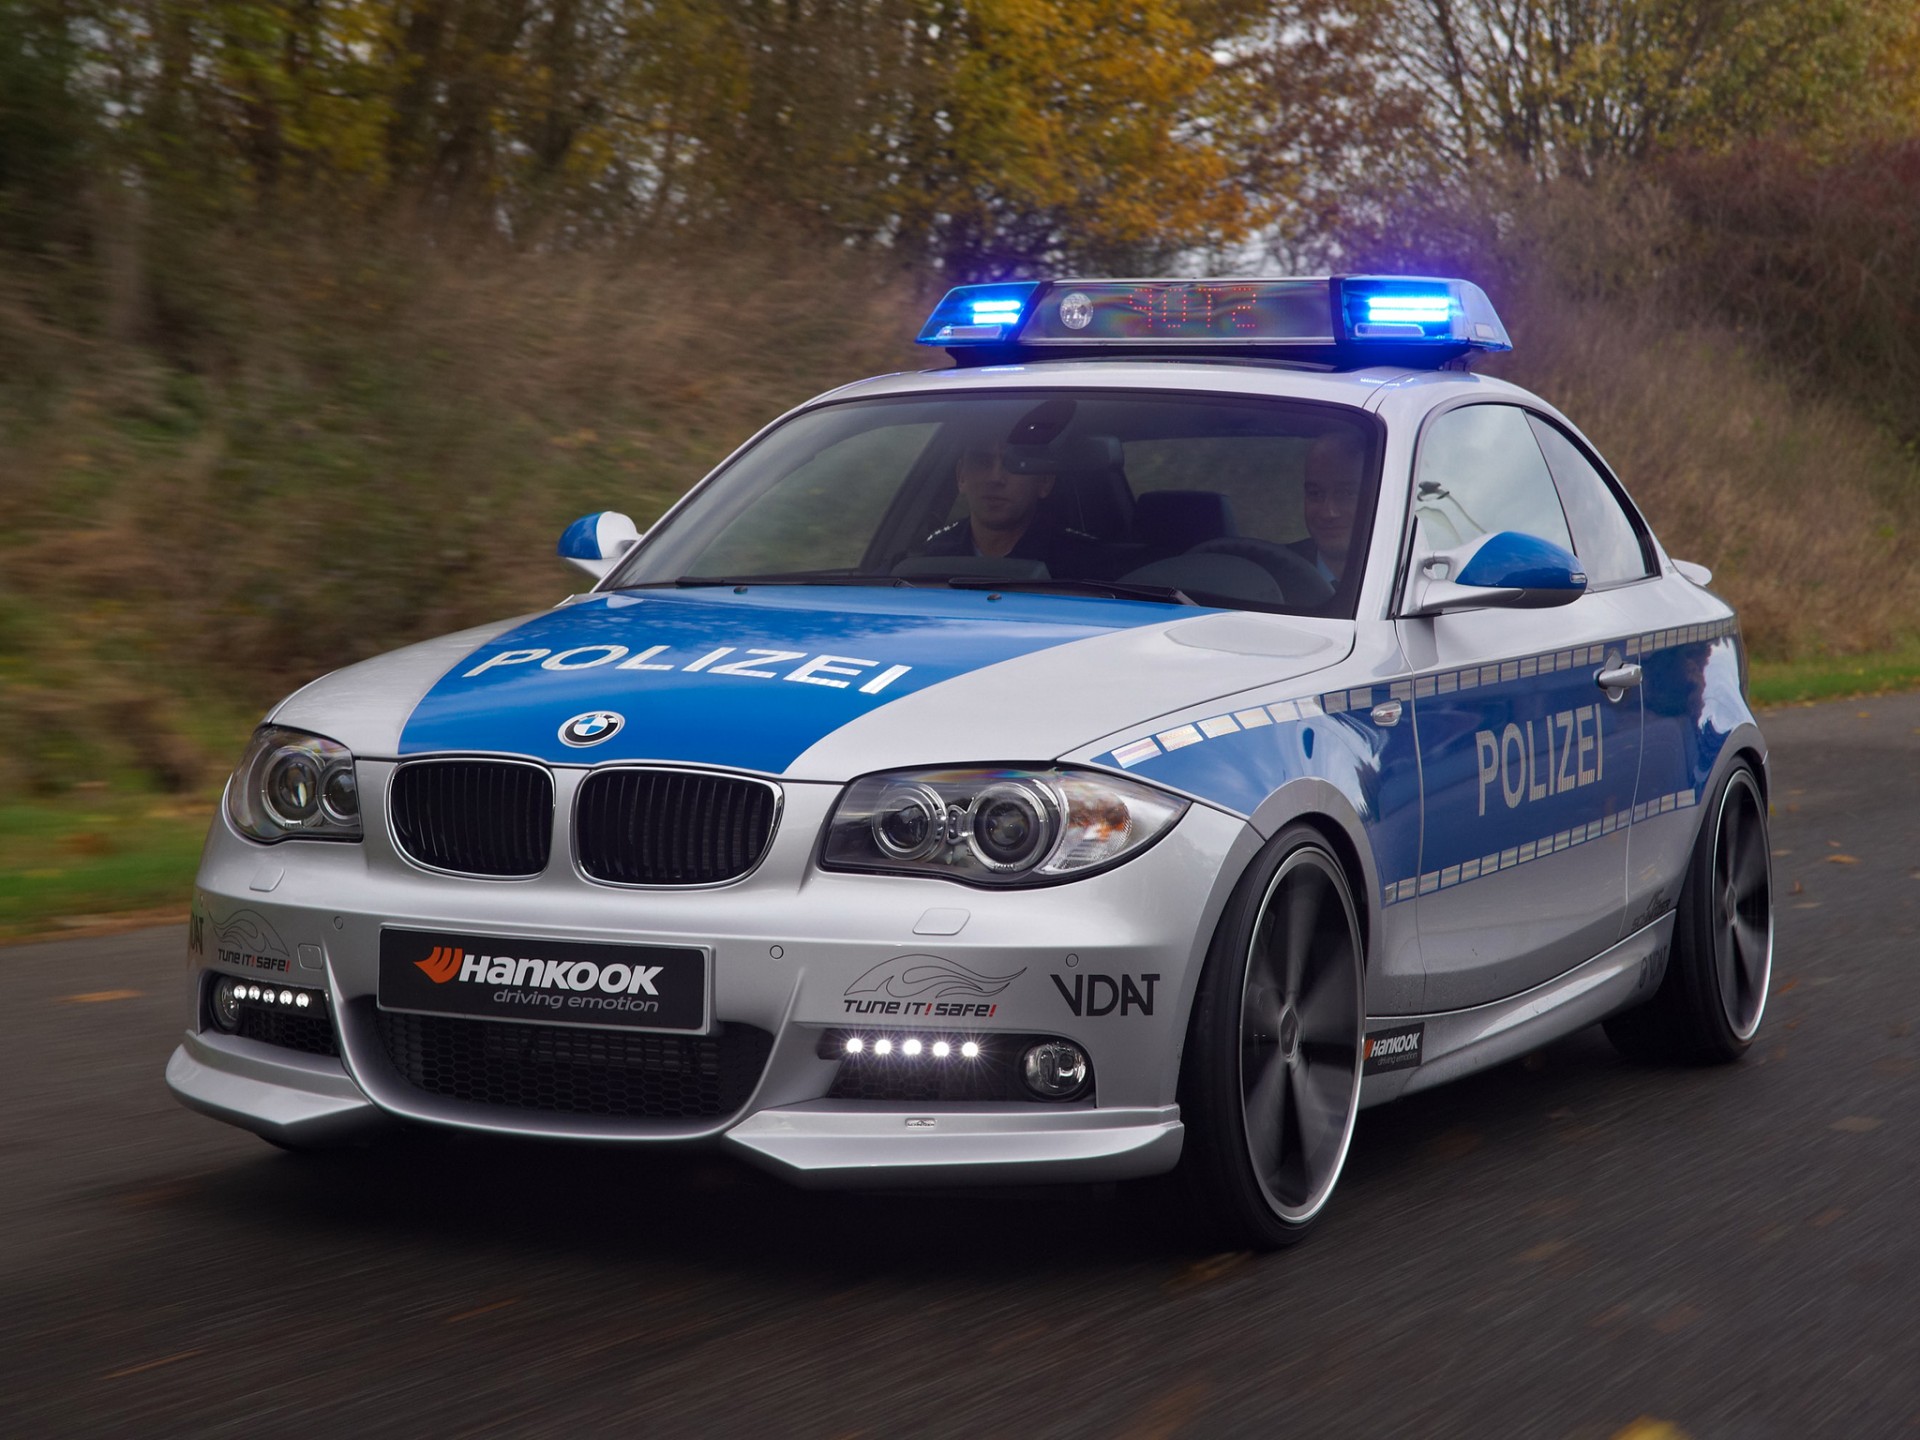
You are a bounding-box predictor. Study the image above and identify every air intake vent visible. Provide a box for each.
[375,1012,774,1119]
[575,769,779,886]
[389,760,553,877]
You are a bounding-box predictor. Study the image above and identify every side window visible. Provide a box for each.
[1413,404,1573,554]
[1525,416,1652,586]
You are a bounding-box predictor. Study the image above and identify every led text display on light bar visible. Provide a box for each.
[1019,279,1333,344]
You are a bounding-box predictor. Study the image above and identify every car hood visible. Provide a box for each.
[270,587,1353,780]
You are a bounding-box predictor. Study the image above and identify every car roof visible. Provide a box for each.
[810,357,1545,415]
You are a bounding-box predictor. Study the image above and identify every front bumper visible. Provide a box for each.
[169,772,1252,1181]
[164,1027,1184,1180]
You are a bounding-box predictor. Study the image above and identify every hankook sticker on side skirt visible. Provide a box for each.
[1362,1023,1425,1074]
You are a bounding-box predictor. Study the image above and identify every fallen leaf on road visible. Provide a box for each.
[1774,978,1799,994]
[1117,1380,1213,1440]
[1424,1127,1483,1162]
[1612,1418,1691,1440]
[1654,1306,1704,1334]
[106,1350,203,1380]
[1165,1252,1250,1293]
[59,989,143,1004]
[1810,1208,1846,1228]
[1832,1116,1883,1133]
[445,1299,519,1323]
[1825,854,1860,865]
[1517,1240,1568,1262]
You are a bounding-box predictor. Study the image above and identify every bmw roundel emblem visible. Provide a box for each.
[559,710,624,747]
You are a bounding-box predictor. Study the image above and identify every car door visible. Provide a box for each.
[1396,403,1646,1010]
[1523,416,1739,931]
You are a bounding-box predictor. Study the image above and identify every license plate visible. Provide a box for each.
[377,928,709,1034]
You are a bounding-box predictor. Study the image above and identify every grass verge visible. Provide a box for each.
[0,792,213,944]
[1749,644,1920,707]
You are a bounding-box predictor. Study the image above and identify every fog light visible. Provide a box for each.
[873,1038,894,1056]
[845,1037,865,1055]
[211,977,242,1032]
[932,1040,951,1058]
[1021,1040,1089,1100]
[961,1041,980,1059]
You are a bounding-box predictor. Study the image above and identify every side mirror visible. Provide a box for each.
[557,511,641,581]
[1408,531,1586,616]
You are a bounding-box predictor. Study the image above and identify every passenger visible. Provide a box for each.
[920,441,1103,574]
[1290,430,1367,584]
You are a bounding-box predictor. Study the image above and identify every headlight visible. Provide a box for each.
[821,767,1186,886]
[226,726,363,844]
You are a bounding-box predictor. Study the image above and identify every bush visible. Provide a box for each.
[0,229,924,793]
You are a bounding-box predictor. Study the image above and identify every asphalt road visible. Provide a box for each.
[3,693,1916,1439]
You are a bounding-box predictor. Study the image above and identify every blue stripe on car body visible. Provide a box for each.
[400,586,1208,773]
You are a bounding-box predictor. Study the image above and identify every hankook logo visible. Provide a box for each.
[559,710,624,747]
[1362,1023,1425,1075]
[414,944,663,996]
[415,945,465,983]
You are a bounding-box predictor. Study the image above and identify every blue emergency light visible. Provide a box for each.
[915,276,1512,367]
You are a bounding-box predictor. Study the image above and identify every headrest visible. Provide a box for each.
[1132,490,1238,552]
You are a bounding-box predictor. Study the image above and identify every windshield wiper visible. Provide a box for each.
[616,575,922,590]
[941,576,1195,605]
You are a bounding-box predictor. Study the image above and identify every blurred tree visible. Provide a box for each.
[0,0,92,254]
[1370,0,1920,178]
[888,0,1271,276]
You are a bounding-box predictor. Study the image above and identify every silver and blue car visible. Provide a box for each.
[168,276,1774,1248]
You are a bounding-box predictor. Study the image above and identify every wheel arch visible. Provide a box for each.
[1159,783,1381,1108]
[1695,720,1771,848]
[1246,778,1381,967]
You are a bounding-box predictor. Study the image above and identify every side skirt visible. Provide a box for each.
[1358,913,1676,1109]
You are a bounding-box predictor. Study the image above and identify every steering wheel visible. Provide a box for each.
[1189,538,1335,607]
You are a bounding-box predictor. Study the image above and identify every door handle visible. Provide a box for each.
[1595,663,1642,693]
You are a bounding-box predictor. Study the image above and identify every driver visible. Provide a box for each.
[919,441,1102,574]
[1290,430,1366,584]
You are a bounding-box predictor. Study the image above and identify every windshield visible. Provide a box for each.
[608,390,1383,617]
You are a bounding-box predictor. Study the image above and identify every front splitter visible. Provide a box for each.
[725,1102,1184,1186]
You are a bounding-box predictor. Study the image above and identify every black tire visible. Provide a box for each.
[1177,824,1365,1250]
[1604,760,1773,1064]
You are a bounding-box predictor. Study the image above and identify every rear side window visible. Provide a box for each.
[1413,404,1573,553]
[1525,416,1652,586]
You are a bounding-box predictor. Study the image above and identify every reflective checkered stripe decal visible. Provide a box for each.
[1383,786,1698,907]
[1095,616,1741,909]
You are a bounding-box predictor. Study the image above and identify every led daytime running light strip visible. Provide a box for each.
[843,1035,981,1060]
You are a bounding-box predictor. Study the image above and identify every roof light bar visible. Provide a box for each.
[916,275,1511,367]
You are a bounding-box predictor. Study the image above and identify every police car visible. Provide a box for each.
[168,276,1774,1249]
